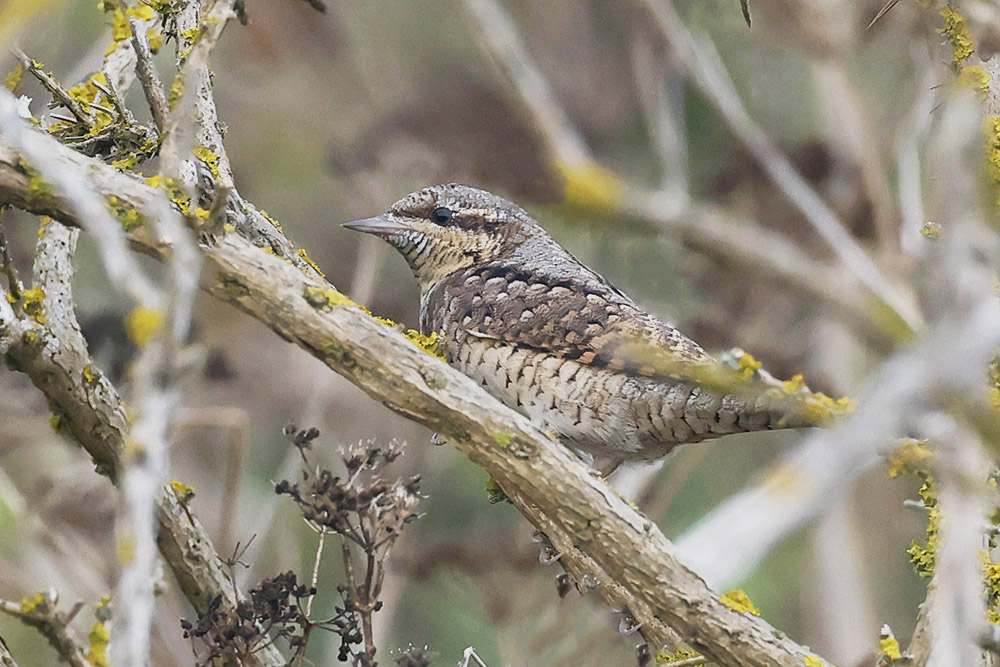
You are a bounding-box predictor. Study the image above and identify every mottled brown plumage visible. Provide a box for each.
[344,184,808,470]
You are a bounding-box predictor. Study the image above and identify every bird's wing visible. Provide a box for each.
[447,263,715,380]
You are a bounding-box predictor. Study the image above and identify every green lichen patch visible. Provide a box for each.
[491,431,514,448]
[106,195,145,230]
[485,475,508,504]
[220,277,248,299]
[655,647,701,665]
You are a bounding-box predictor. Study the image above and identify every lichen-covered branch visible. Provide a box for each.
[0,595,91,667]
[0,116,837,667]
[0,175,283,666]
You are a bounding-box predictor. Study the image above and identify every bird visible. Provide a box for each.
[344,183,814,472]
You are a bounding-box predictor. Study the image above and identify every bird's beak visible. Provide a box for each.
[341,214,412,236]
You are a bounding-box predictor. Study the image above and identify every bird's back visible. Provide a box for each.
[420,232,799,466]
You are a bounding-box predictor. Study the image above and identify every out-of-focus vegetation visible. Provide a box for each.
[0,0,992,664]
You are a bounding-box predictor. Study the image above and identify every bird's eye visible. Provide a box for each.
[429,207,453,225]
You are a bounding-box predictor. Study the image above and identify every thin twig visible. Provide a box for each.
[12,49,91,124]
[129,17,168,133]
[305,531,326,617]
[0,207,21,301]
[868,0,903,29]
[0,596,92,667]
[463,0,593,168]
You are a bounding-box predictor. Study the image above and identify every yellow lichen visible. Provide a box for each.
[20,592,45,614]
[985,116,1000,210]
[908,475,939,578]
[181,27,200,42]
[736,351,762,380]
[404,330,441,357]
[940,6,975,63]
[170,479,196,501]
[124,307,165,346]
[49,413,67,433]
[958,65,990,98]
[921,221,943,240]
[485,475,507,503]
[887,439,932,477]
[125,3,154,20]
[110,6,129,41]
[259,209,283,232]
[116,536,135,564]
[144,174,191,213]
[20,285,46,324]
[111,154,137,170]
[66,72,107,106]
[223,223,236,233]
[798,392,856,425]
[878,636,901,660]
[194,206,211,221]
[167,74,184,109]
[27,171,53,205]
[4,63,24,91]
[82,365,100,383]
[297,248,325,277]
[193,145,220,180]
[88,619,110,667]
[720,589,760,616]
[781,373,806,393]
[803,657,824,667]
[303,285,358,309]
[557,159,626,213]
[655,647,701,665]
[147,28,163,53]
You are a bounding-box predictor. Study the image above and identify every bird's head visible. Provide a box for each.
[343,183,538,288]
